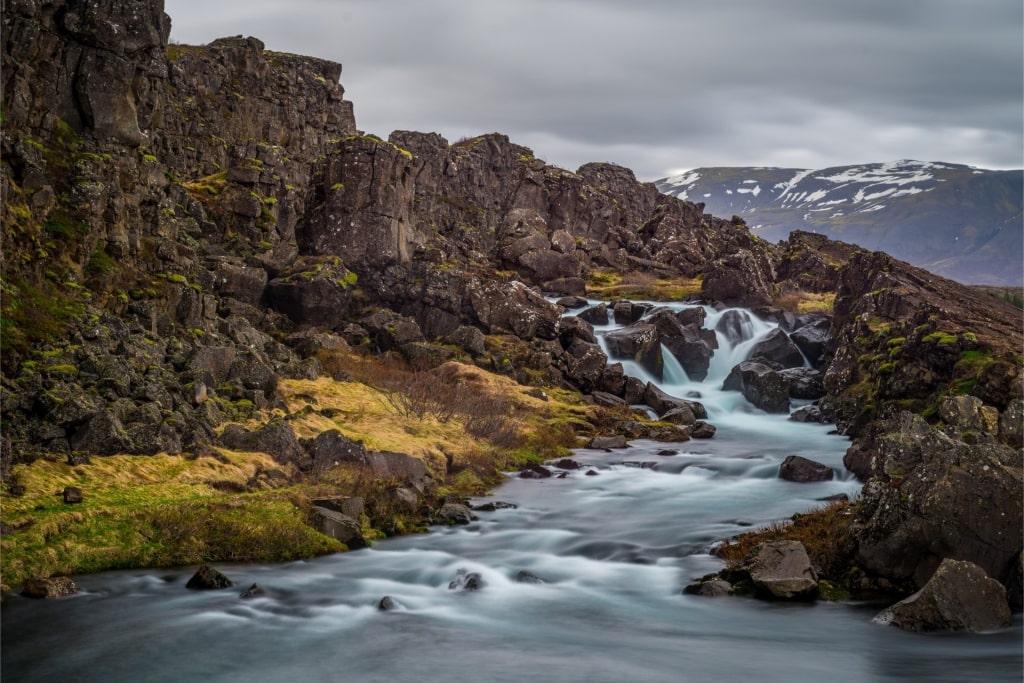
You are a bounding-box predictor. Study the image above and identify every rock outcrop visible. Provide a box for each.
[874,559,1012,632]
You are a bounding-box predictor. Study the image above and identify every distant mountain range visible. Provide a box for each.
[656,160,1022,286]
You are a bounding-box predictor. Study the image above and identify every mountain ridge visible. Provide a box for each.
[657,160,1023,286]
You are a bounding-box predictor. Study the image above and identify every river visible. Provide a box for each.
[2,304,1020,682]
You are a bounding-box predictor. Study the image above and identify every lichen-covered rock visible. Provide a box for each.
[744,540,818,600]
[853,412,1022,588]
[22,576,78,599]
[874,559,1011,632]
[311,507,367,549]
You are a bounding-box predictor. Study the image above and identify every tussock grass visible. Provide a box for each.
[714,500,856,578]
[586,269,702,301]
[774,290,836,314]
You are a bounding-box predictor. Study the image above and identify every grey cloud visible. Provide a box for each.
[164,0,1022,179]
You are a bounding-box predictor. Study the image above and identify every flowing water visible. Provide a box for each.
[3,304,1020,682]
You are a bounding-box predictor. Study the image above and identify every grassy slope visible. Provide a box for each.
[0,351,607,589]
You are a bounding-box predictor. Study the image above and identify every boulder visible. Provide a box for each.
[366,451,429,490]
[649,309,714,381]
[62,486,83,503]
[520,465,554,478]
[22,576,78,599]
[745,540,818,600]
[683,579,733,597]
[722,361,790,413]
[643,382,708,419]
[789,318,831,368]
[604,323,662,379]
[854,413,1023,587]
[779,455,834,482]
[691,422,717,439]
[588,435,629,449]
[219,420,306,469]
[265,259,354,328]
[435,503,476,525]
[445,325,487,357]
[305,430,368,473]
[874,559,1011,632]
[448,569,485,591]
[938,395,999,436]
[467,279,560,341]
[311,507,367,548]
[563,338,609,394]
[790,404,827,423]
[748,328,805,369]
[556,296,589,309]
[779,368,826,400]
[378,595,399,611]
[310,496,365,519]
[577,304,610,326]
[186,564,233,590]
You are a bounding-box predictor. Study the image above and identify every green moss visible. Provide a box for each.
[85,247,117,277]
[44,364,78,376]
[923,332,958,346]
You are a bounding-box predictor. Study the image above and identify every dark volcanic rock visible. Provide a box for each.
[604,323,662,379]
[789,318,831,368]
[186,564,233,590]
[779,367,825,400]
[853,413,1022,588]
[311,507,367,548]
[748,328,805,369]
[722,361,790,413]
[778,455,834,482]
[874,559,1011,632]
[435,503,476,525]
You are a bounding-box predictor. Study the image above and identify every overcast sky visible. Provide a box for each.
[164,0,1022,181]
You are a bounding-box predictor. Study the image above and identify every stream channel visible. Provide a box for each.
[3,302,1021,682]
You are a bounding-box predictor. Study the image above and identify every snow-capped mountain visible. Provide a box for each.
[656,160,1022,286]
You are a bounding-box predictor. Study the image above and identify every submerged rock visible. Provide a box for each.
[378,595,399,611]
[874,559,1011,632]
[448,569,485,591]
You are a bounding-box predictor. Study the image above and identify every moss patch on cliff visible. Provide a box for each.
[586,269,702,300]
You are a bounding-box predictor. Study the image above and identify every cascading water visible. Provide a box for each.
[2,301,1020,683]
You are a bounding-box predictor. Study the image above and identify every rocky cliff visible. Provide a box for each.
[2,0,1020,605]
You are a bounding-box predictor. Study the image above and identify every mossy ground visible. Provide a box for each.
[1,352,610,589]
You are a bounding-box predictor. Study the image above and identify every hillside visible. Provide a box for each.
[657,161,1023,286]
